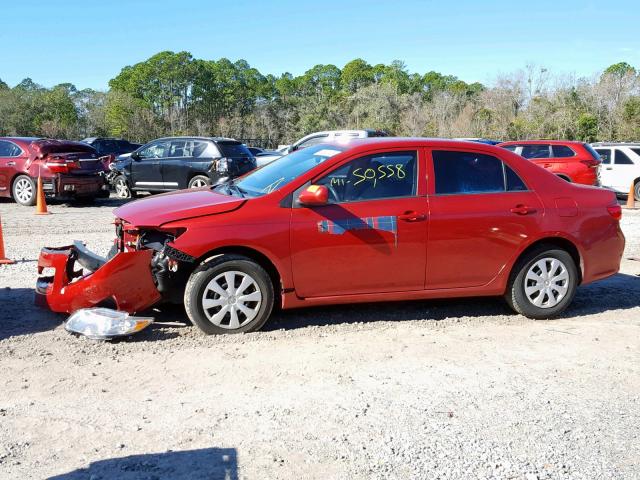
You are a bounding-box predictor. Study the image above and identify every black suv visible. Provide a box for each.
[110,137,256,198]
[82,138,141,165]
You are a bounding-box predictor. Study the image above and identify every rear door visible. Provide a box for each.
[426,148,543,289]
[161,139,214,189]
[0,140,23,195]
[131,140,169,190]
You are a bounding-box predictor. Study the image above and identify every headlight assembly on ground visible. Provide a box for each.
[65,308,153,340]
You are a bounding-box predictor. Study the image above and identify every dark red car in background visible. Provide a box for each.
[0,137,108,206]
[498,140,601,185]
[37,139,624,335]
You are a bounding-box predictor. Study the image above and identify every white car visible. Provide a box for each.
[258,129,389,167]
[591,143,640,200]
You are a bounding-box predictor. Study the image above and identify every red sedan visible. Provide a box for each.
[0,137,108,206]
[36,139,625,334]
[498,140,602,185]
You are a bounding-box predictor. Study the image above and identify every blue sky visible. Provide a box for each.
[1,0,638,90]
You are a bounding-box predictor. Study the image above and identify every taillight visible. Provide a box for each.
[580,159,600,168]
[45,157,80,174]
[607,204,622,220]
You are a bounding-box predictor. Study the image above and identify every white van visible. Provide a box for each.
[591,143,640,200]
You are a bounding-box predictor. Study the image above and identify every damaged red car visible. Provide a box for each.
[0,137,109,205]
[36,138,625,334]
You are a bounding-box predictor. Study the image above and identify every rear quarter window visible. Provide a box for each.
[217,142,252,157]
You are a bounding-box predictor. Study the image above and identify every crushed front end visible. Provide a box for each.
[35,219,194,314]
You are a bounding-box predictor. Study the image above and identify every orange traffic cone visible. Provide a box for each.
[0,214,15,265]
[35,175,50,215]
[626,181,636,209]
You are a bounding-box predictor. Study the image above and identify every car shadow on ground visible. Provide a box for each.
[149,272,640,333]
[47,447,238,480]
[0,288,61,341]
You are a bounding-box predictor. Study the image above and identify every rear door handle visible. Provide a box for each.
[398,211,426,222]
[510,205,536,215]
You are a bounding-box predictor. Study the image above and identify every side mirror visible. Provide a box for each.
[298,185,328,206]
[131,152,140,161]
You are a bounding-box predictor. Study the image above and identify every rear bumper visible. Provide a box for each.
[35,243,161,314]
[45,174,108,198]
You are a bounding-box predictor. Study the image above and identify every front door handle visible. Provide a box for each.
[7,161,15,166]
[510,204,537,215]
[398,211,426,222]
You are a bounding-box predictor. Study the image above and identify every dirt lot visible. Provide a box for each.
[1,197,639,480]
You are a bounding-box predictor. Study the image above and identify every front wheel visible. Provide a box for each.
[184,255,274,334]
[634,180,640,202]
[113,175,136,199]
[188,175,211,189]
[505,247,578,319]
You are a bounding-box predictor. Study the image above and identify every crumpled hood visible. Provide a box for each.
[114,188,245,226]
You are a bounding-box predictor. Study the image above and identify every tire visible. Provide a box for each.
[12,175,37,206]
[505,246,578,319]
[634,180,640,202]
[113,175,136,199]
[184,254,274,335]
[188,175,211,189]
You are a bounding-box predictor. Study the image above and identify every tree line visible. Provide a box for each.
[1,52,639,147]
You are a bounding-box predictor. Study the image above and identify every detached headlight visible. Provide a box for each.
[216,158,229,173]
[65,308,153,340]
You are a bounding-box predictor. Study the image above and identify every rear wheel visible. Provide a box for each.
[505,247,578,319]
[188,175,211,189]
[634,179,640,202]
[12,175,36,206]
[184,255,274,335]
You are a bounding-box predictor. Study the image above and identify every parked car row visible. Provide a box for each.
[2,131,639,207]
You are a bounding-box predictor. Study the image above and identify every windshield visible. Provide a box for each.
[236,144,345,196]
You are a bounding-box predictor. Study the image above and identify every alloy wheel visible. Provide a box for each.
[524,257,570,308]
[190,178,208,188]
[14,178,34,204]
[114,178,130,198]
[201,270,262,329]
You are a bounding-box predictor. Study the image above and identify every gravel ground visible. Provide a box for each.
[0,196,639,480]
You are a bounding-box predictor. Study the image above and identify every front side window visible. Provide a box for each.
[520,144,551,159]
[236,144,344,197]
[615,150,634,165]
[433,150,527,194]
[595,148,611,164]
[630,148,640,159]
[316,151,417,203]
[138,141,169,159]
[551,145,575,158]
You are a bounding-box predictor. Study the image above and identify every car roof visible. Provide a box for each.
[591,142,640,147]
[153,136,238,142]
[1,136,43,143]
[318,137,509,151]
[498,140,585,146]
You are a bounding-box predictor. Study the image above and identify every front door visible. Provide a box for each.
[290,149,428,298]
[132,140,169,190]
[0,140,23,195]
[426,149,544,289]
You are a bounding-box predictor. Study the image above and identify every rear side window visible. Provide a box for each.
[615,150,634,165]
[520,145,551,159]
[551,145,575,158]
[0,141,22,157]
[595,148,611,164]
[433,151,527,194]
[217,142,252,158]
